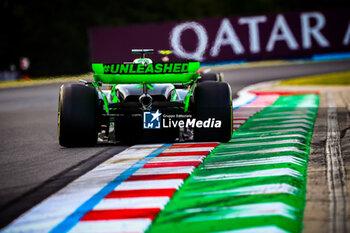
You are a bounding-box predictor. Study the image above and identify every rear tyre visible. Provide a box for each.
[58,84,99,147]
[193,81,232,142]
[198,72,224,83]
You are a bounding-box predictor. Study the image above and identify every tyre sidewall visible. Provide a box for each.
[193,81,232,142]
[58,84,99,147]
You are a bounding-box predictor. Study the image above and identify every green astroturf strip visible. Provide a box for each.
[147,94,319,233]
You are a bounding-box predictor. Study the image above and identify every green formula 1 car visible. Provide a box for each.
[58,49,232,147]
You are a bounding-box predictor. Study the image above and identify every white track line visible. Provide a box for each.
[251,115,313,121]
[250,123,312,130]
[193,168,303,181]
[69,219,152,233]
[233,120,246,124]
[213,225,289,233]
[1,145,163,233]
[163,147,215,153]
[261,111,315,116]
[134,167,195,175]
[226,139,307,147]
[115,179,184,191]
[277,119,313,124]
[229,134,307,142]
[213,147,307,156]
[93,197,170,210]
[238,128,308,134]
[181,202,297,221]
[326,93,347,233]
[187,183,300,197]
[203,156,306,169]
[148,156,205,163]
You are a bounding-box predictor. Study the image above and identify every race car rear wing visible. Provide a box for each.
[92,62,200,84]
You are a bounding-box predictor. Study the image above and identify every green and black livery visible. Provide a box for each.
[58,49,232,147]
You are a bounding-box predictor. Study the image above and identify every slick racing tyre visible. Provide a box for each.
[58,84,99,147]
[198,72,224,83]
[193,81,232,142]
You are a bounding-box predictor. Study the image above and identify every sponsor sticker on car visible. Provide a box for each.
[143,110,222,129]
[143,110,162,129]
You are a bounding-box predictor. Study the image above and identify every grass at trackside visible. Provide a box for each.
[279,71,350,86]
[0,73,92,88]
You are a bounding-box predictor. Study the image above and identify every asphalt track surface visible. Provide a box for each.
[222,59,350,95]
[0,59,349,227]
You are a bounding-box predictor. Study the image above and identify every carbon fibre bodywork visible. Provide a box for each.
[115,84,176,103]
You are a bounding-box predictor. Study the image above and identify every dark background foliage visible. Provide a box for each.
[1,0,349,77]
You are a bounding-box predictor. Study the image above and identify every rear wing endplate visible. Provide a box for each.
[92,62,200,84]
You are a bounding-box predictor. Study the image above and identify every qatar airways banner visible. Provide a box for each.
[89,9,350,63]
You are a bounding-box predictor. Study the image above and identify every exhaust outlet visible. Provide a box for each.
[139,94,152,110]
